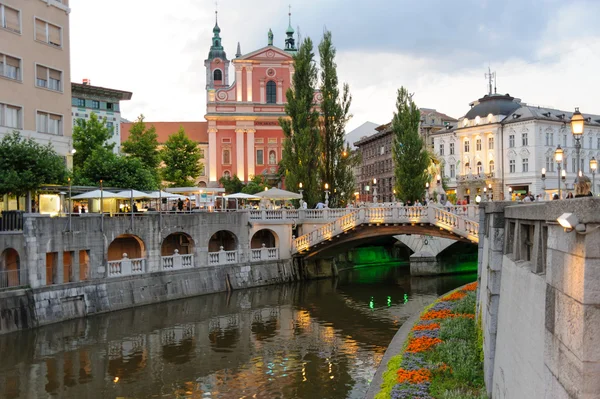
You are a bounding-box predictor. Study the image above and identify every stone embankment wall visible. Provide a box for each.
[0,259,305,335]
[478,198,600,399]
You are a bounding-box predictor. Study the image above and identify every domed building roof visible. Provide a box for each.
[464,93,521,119]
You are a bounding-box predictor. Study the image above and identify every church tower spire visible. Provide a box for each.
[284,5,297,52]
[205,2,229,90]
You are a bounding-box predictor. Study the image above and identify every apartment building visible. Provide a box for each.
[0,0,72,165]
[72,79,132,153]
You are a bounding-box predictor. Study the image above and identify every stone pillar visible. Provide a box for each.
[259,79,265,103]
[235,129,245,179]
[246,129,255,180]
[235,65,243,102]
[289,65,295,88]
[245,65,253,102]
[208,128,218,182]
[276,79,283,104]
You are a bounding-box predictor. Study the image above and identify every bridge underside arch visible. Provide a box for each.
[298,224,470,259]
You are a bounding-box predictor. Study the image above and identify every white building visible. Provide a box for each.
[433,92,600,201]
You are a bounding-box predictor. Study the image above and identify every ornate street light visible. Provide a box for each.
[541,167,546,199]
[590,157,597,195]
[555,145,564,199]
[483,186,488,201]
[425,181,429,201]
[570,108,585,184]
[298,182,304,202]
[324,183,330,207]
[488,183,493,201]
[372,178,378,204]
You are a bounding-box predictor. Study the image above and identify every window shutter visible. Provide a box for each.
[4,7,20,33]
[49,69,61,80]
[6,56,19,68]
[48,24,61,46]
[35,19,46,42]
[36,64,47,79]
[50,114,61,121]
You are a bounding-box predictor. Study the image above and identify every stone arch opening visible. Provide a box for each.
[208,230,238,252]
[250,229,279,249]
[108,235,146,261]
[0,248,20,287]
[161,233,194,256]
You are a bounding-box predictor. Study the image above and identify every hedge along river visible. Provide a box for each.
[0,263,476,399]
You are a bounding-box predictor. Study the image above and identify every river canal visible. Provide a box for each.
[0,264,475,399]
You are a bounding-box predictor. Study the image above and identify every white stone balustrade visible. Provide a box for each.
[161,250,194,270]
[250,244,280,262]
[208,246,239,266]
[107,253,146,277]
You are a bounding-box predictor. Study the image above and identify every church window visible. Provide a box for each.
[222,149,230,164]
[266,81,276,104]
[213,69,222,81]
[256,149,264,165]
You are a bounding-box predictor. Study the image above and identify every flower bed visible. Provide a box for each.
[375,282,486,399]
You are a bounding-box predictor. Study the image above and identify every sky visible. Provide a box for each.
[70,0,600,132]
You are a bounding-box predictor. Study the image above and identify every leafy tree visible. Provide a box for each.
[242,175,268,194]
[74,148,157,190]
[318,31,360,207]
[392,87,429,203]
[0,132,68,201]
[122,114,160,169]
[279,38,321,207]
[73,112,115,168]
[161,126,203,187]
[219,174,244,194]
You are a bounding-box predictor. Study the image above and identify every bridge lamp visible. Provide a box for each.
[590,157,597,195]
[299,182,303,189]
[561,169,566,182]
[557,213,587,233]
[555,145,564,199]
[475,195,482,204]
[571,108,585,183]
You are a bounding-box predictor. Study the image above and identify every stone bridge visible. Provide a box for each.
[291,205,480,257]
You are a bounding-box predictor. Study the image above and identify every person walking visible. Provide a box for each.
[177,198,184,211]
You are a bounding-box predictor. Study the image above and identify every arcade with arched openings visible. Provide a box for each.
[160,233,195,270]
[208,230,238,252]
[107,235,147,277]
[250,229,278,249]
[0,248,21,288]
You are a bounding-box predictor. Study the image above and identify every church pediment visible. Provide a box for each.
[236,46,293,62]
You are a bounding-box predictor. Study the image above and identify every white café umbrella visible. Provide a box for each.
[224,192,261,199]
[256,188,302,200]
[146,190,188,199]
[70,190,122,199]
[115,190,152,199]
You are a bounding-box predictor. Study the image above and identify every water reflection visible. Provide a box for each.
[0,264,475,399]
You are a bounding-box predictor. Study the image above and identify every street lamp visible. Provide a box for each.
[591,157,597,195]
[298,182,304,202]
[372,178,378,204]
[483,186,488,201]
[555,145,564,199]
[570,108,585,184]
[436,174,441,185]
[68,177,72,231]
[425,182,430,201]
[324,183,330,207]
[392,189,396,203]
[488,183,493,201]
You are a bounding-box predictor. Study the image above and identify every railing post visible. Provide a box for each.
[173,249,182,269]
[121,253,132,275]
[219,246,225,265]
[261,243,268,261]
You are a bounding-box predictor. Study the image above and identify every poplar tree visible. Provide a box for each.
[392,87,429,203]
[279,38,321,207]
[318,31,359,207]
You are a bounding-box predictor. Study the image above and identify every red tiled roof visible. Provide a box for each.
[120,122,208,144]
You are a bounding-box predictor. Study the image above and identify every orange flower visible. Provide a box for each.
[405,336,443,353]
[396,368,432,384]
[421,309,453,320]
[462,282,478,291]
[413,323,440,331]
[442,291,467,301]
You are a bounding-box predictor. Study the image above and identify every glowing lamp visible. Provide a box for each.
[570,108,585,137]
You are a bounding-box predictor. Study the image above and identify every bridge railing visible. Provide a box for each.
[161,251,194,270]
[107,255,146,277]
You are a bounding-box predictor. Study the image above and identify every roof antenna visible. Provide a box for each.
[215,0,218,24]
[485,66,495,96]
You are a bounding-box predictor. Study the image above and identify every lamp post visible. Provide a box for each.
[324,183,330,207]
[425,182,430,201]
[508,186,513,201]
[555,145,563,199]
[488,183,493,201]
[372,178,378,204]
[68,177,72,232]
[298,182,304,202]
[591,157,597,195]
[483,186,488,201]
[392,189,396,203]
[365,184,370,203]
[570,108,585,184]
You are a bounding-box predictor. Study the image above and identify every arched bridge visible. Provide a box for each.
[292,206,479,257]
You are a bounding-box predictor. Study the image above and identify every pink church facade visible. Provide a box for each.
[205,18,298,185]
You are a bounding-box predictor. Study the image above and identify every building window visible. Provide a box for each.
[509,135,515,148]
[545,157,554,173]
[213,69,222,81]
[488,137,494,150]
[0,4,20,33]
[0,103,22,129]
[438,143,444,156]
[464,140,470,153]
[75,98,85,107]
[106,122,114,135]
[256,149,264,165]
[106,102,113,111]
[199,149,205,159]
[35,18,62,47]
[222,149,231,164]
[268,150,277,165]
[563,135,567,147]
[476,139,482,151]
[464,162,470,174]
[597,137,600,149]
[522,158,529,172]
[450,164,455,178]
[91,100,100,109]
[37,111,62,135]
[0,53,21,81]
[380,146,385,155]
[522,133,528,146]
[266,80,276,104]
[449,142,454,155]
[476,161,482,174]
[489,160,494,174]
[572,158,576,173]
[509,159,515,173]
[36,65,62,91]
[589,136,593,149]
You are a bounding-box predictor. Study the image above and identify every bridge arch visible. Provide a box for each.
[161,232,194,256]
[209,230,238,252]
[0,248,20,287]
[250,229,279,249]
[108,234,146,261]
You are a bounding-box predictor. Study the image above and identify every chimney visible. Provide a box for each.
[82,78,90,85]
